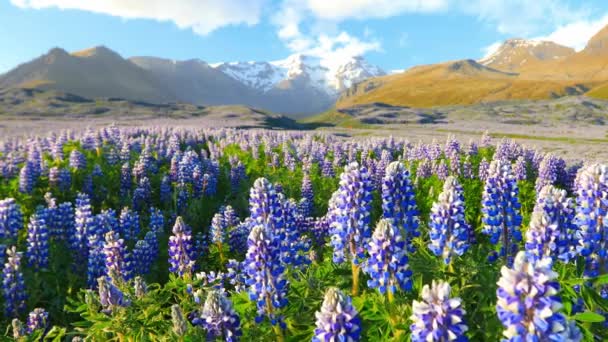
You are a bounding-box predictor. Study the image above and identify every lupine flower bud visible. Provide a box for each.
[429,176,470,264]
[411,280,467,342]
[171,304,188,336]
[496,251,581,341]
[313,287,360,342]
[133,276,147,298]
[210,212,226,245]
[97,276,129,314]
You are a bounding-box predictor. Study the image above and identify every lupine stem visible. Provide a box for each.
[352,263,360,296]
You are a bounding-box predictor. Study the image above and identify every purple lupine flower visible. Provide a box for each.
[573,163,608,277]
[525,185,577,263]
[120,162,131,198]
[132,176,151,211]
[513,156,527,181]
[192,165,203,198]
[435,159,449,181]
[210,212,226,245]
[478,158,490,182]
[0,198,23,241]
[467,139,478,156]
[230,160,246,194]
[103,231,131,283]
[48,166,60,189]
[429,176,470,265]
[192,290,242,341]
[144,230,159,261]
[54,202,74,241]
[481,159,522,265]
[535,154,561,193]
[411,280,467,342]
[176,184,189,214]
[2,246,26,317]
[496,251,581,341]
[223,205,238,228]
[364,219,412,294]
[58,168,71,192]
[329,162,373,265]
[132,239,152,275]
[300,172,314,217]
[244,225,288,327]
[26,308,49,334]
[416,158,432,179]
[480,130,492,147]
[321,158,335,178]
[19,162,35,194]
[81,174,93,196]
[26,211,49,270]
[97,276,130,314]
[462,156,473,179]
[382,161,419,253]
[313,287,360,342]
[249,178,282,228]
[169,216,195,276]
[69,150,87,170]
[119,207,140,241]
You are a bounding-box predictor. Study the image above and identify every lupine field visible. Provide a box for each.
[1,126,608,341]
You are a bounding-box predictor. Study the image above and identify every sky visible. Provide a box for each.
[2,0,608,74]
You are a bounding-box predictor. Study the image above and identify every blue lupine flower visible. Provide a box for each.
[535,154,562,192]
[513,156,527,181]
[192,290,242,341]
[328,162,373,265]
[119,207,140,241]
[132,239,152,275]
[26,308,49,335]
[97,276,130,314]
[478,158,490,182]
[223,205,239,228]
[144,230,159,261]
[277,198,310,268]
[364,219,412,294]
[228,219,251,254]
[149,207,165,234]
[169,216,195,276]
[496,251,581,341]
[573,163,608,277]
[481,159,522,265]
[72,193,96,264]
[19,162,35,194]
[382,161,419,253]
[313,287,360,342]
[244,225,288,327]
[87,230,106,288]
[54,201,74,241]
[160,175,172,205]
[525,185,577,263]
[411,280,468,342]
[0,198,23,241]
[429,176,471,265]
[2,246,26,318]
[103,231,131,283]
[249,178,282,227]
[26,211,49,270]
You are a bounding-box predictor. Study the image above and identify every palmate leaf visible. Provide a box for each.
[573,311,605,323]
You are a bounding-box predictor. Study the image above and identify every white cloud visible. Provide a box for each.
[305,0,448,20]
[10,0,265,35]
[534,14,608,51]
[460,0,589,37]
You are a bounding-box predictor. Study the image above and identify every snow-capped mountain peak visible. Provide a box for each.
[479,38,575,72]
[212,53,384,96]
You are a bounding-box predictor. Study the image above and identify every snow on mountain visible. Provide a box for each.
[479,38,574,72]
[212,53,385,96]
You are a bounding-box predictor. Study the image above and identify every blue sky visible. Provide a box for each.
[2,0,608,73]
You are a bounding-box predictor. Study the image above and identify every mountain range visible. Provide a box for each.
[0,47,385,117]
[337,24,608,109]
[3,23,608,118]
